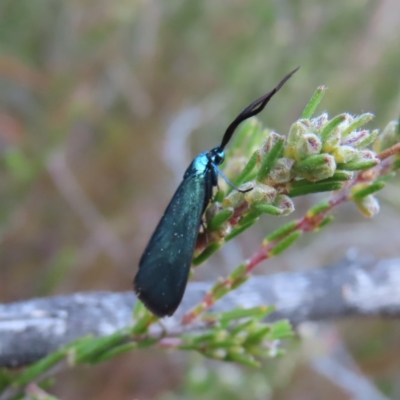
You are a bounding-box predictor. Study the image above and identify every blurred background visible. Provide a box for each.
[1,0,400,399]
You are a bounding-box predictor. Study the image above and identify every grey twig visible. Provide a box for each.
[1,255,400,368]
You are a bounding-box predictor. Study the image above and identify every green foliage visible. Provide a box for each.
[179,307,292,368]
[256,136,285,182]
[351,182,386,200]
[0,370,12,392]
[193,242,222,266]
[373,120,400,152]
[269,231,302,256]
[191,91,387,268]
[162,359,273,400]
[301,86,327,119]
[208,208,234,231]
[1,305,292,398]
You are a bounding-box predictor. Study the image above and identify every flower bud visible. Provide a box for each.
[297,133,322,159]
[273,195,295,216]
[321,127,341,152]
[294,153,336,181]
[208,219,232,241]
[299,119,312,129]
[206,202,222,223]
[320,114,348,143]
[223,190,246,209]
[267,157,295,184]
[208,207,234,232]
[337,113,354,132]
[259,131,284,163]
[285,120,310,160]
[341,130,369,147]
[355,195,380,217]
[341,112,374,138]
[339,149,379,170]
[332,145,358,163]
[373,120,399,152]
[244,184,276,205]
[209,349,227,360]
[358,149,376,160]
[310,113,328,132]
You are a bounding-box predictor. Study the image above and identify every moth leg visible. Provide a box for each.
[212,163,253,193]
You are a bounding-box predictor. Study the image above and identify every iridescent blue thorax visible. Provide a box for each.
[184,147,225,178]
[182,146,226,213]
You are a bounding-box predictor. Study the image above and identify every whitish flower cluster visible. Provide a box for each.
[231,112,382,218]
[265,112,379,185]
[206,113,384,241]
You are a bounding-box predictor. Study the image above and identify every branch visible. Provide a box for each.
[1,255,400,368]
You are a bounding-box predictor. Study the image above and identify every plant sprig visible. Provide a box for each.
[3,87,400,400]
[184,93,400,323]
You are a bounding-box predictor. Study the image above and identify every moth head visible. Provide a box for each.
[209,147,225,166]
